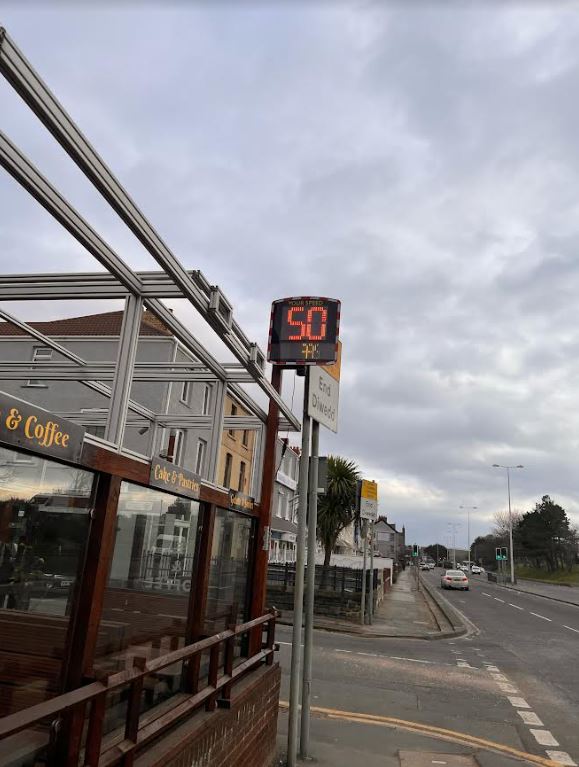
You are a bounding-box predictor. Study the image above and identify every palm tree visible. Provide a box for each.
[316,455,360,569]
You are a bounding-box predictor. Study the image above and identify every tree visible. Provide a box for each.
[423,544,448,562]
[316,456,360,568]
[470,533,504,568]
[516,496,577,572]
[492,510,523,540]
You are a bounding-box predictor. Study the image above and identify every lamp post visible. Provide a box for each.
[492,464,524,585]
[447,522,460,568]
[459,506,477,572]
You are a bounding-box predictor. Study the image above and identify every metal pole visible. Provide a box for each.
[360,521,368,625]
[368,521,374,625]
[507,468,515,585]
[287,373,311,767]
[300,418,319,757]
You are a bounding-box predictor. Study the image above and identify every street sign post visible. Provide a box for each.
[274,297,340,765]
[359,479,378,521]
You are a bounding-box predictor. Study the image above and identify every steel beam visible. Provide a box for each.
[0,31,296,429]
[105,295,142,446]
[207,380,226,485]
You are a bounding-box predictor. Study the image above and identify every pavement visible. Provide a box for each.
[275,567,579,767]
[276,568,460,638]
[498,578,579,607]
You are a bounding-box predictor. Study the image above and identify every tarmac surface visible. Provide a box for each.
[275,567,579,767]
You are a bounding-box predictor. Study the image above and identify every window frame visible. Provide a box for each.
[26,345,53,387]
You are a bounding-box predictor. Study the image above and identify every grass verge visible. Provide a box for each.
[515,564,579,585]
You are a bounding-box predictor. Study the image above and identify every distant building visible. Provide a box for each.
[217,393,256,494]
[269,438,299,563]
[374,517,405,564]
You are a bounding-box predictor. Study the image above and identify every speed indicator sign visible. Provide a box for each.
[267,297,340,366]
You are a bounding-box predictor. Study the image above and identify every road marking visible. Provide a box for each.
[457,661,472,668]
[498,684,518,694]
[485,665,500,671]
[563,625,579,634]
[518,711,544,727]
[482,592,492,597]
[491,673,508,681]
[509,603,524,610]
[545,751,577,766]
[530,729,559,747]
[507,696,530,708]
[389,656,434,664]
[335,649,353,653]
[530,612,552,622]
[494,598,505,603]
[278,701,561,766]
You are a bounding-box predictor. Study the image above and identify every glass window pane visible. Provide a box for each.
[205,509,253,635]
[94,482,200,733]
[0,446,94,719]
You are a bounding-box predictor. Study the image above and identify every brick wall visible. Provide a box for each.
[136,664,281,767]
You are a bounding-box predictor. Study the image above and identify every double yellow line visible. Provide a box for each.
[278,701,562,766]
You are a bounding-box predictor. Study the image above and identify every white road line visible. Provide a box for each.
[518,711,543,727]
[498,684,518,694]
[530,612,552,622]
[563,625,579,634]
[494,597,505,603]
[545,751,577,766]
[335,649,353,653]
[482,592,492,597]
[389,656,434,664]
[457,661,472,667]
[507,696,530,708]
[508,603,524,610]
[485,665,500,672]
[491,673,508,681]
[530,729,559,747]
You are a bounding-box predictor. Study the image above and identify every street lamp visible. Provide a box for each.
[492,464,524,585]
[459,505,477,571]
[447,522,460,568]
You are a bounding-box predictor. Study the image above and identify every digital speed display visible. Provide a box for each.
[267,297,340,365]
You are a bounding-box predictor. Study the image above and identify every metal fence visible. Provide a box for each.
[267,562,379,595]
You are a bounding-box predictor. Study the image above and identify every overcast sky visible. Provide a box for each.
[2,2,579,547]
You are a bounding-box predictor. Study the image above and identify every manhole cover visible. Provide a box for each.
[399,752,478,767]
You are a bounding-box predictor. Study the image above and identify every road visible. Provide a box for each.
[276,569,579,766]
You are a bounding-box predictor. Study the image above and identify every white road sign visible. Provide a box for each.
[307,365,339,433]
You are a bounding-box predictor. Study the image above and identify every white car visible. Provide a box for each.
[441,570,469,590]
[470,565,482,575]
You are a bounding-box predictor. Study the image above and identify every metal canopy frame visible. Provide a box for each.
[0,27,299,486]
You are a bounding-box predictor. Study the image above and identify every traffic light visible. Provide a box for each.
[412,544,419,557]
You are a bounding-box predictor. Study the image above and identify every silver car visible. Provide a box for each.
[441,569,469,590]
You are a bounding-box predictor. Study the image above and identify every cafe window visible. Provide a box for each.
[94,482,200,731]
[238,460,246,492]
[26,346,53,387]
[205,508,253,634]
[0,445,94,717]
[242,429,249,447]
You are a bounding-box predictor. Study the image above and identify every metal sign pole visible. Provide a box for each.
[300,416,319,758]
[369,521,374,625]
[360,520,368,625]
[287,372,311,767]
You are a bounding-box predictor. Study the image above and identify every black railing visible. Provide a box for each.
[267,562,379,595]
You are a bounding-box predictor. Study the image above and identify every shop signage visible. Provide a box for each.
[149,457,201,500]
[229,490,255,513]
[0,391,85,463]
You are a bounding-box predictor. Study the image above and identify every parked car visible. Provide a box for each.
[441,570,469,590]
